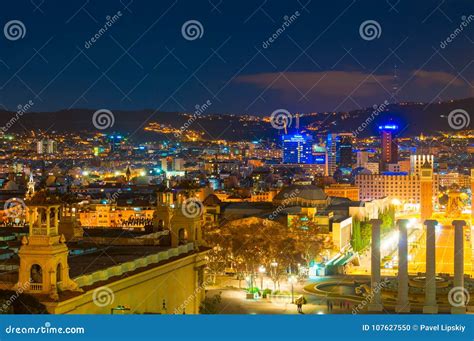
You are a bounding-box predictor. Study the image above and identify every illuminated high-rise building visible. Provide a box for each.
[108,134,123,153]
[337,135,353,168]
[379,124,398,170]
[282,133,314,164]
[326,133,353,175]
[36,139,57,154]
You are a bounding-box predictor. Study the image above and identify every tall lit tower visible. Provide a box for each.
[378,124,398,171]
[391,64,399,103]
[326,133,353,175]
[420,160,434,221]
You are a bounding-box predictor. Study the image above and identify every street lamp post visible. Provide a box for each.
[289,275,297,304]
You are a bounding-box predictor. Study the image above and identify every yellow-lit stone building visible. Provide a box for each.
[78,204,155,227]
[324,184,359,201]
[0,191,209,314]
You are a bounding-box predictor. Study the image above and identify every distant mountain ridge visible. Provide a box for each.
[0,97,472,141]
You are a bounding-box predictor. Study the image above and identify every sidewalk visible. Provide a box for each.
[206,287,356,315]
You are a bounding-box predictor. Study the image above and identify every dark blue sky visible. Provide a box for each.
[0,0,473,114]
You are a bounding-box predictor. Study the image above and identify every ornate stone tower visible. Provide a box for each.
[153,188,202,248]
[18,203,78,299]
[420,160,433,222]
[172,195,203,247]
[153,188,175,231]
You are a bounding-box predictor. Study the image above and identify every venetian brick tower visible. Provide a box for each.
[420,160,433,222]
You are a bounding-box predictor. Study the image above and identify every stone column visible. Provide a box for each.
[451,220,466,314]
[28,208,35,235]
[396,219,410,312]
[36,208,41,228]
[53,207,59,232]
[423,220,438,313]
[368,219,383,311]
[46,207,51,235]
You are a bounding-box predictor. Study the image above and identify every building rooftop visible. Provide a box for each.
[274,185,328,201]
[67,244,173,278]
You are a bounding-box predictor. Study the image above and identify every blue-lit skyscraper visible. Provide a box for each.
[282,134,313,164]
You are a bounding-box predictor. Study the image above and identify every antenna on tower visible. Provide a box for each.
[391,64,399,103]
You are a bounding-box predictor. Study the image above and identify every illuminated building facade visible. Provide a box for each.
[355,173,439,203]
[1,195,209,314]
[36,139,57,154]
[324,184,359,201]
[379,124,398,171]
[410,155,434,176]
[282,133,314,164]
[326,133,353,175]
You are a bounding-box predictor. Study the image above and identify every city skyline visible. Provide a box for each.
[0,0,473,328]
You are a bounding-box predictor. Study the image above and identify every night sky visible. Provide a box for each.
[0,0,473,114]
